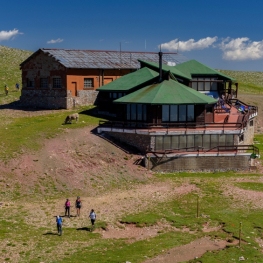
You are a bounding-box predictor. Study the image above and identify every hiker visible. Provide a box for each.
[15,83,20,91]
[89,209,96,231]
[65,198,71,218]
[75,196,82,217]
[56,215,63,236]
[4,85,8,95]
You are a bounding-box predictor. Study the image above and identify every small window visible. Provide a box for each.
[84,78,94,88]
[250,120,254,126]
[40,78,48,88]
[53,78,62,88]
[27,78,35,88]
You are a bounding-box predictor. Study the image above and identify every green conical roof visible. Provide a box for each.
[114,79,217,105]
[174,60,235,81]
[97,67,158,92]
[139,60,191,80]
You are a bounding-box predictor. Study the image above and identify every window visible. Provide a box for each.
[162,105,169,122]
[179,105,187,122]
[250,120,254,126]
[162,105,195,122]
[154,134,235,151]
[191,77,218,92]
[84,78,94,88]
[27,78,35,88]
[53,78,62,88]
[127,104,147,121]
[40,78,48,88]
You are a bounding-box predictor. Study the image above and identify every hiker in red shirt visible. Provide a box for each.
[65,198,71,218]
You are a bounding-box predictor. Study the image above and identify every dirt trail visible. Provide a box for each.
[143,237,238,263]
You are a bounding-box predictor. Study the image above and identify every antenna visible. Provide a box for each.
[120,42,122,64]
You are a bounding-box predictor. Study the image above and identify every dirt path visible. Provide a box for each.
[143,236,238,263]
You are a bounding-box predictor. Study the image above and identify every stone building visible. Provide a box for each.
[19,49,184,109]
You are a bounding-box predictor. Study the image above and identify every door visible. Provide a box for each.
[72,82,77,96]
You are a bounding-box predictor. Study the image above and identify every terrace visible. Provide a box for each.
[98,99,258,134]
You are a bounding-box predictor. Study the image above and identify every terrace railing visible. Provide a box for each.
[145,144,259,161]
[98,120,244,132]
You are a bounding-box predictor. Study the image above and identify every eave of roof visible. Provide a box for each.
[174,60,236,81]
[114,79,218,105]
[97,67,159,91]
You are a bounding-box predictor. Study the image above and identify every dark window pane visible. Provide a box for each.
[179,105,186,121]
[162,105,169,121]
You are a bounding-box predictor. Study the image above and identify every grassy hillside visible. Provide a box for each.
[218,69,263,94]
[0,48,263,262]
[0,45,32,102]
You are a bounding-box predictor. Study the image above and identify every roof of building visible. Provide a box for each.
[114,79,218,105]
[20,48,188,69]
[138,60,191,80]
[97,67,159,92]
[174,60,236,81]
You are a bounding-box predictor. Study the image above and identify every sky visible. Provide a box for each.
[1,0,263,71]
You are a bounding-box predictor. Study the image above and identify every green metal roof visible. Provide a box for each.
[139,60,191,80]
[174,60,236,81]
[97,67,159,91]
[114,79,217,105]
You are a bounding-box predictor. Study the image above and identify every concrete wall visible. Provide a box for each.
[145,154,251,172]
[105,130,254,172]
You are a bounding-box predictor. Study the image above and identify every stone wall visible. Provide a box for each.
[19,89,99,109]
[106,131,151,153]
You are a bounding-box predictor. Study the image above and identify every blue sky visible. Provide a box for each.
[1,0,263,71]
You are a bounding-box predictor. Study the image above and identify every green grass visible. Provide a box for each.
[0,46,32,100]
[0,106,103,160]
[218,69,263,94]
[2,173,263,262]
[1,45,263,262]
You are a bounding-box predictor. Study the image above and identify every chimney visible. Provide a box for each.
[159,51,163,82]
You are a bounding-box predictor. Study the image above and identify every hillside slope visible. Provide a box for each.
[0,121,152,200]
[0,45,32,90]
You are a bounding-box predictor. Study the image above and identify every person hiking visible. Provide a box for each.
[4,85,9,95]
[75,196,82,217]
[15,83,20,91]
[56,215,63,236]
[89,209,96,231]
[65,198,71,218]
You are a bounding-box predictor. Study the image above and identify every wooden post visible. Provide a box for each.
[147,154,150,170]
[239,222,242,247]
[197,195,199,218]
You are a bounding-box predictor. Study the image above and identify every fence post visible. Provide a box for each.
[239,222,242,247]
[196,195,200,218]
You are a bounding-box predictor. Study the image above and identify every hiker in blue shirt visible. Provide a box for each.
[56,215,63,236]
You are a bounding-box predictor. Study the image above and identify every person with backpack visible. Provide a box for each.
[75,196,82,217]
[56,215,63,236]
[89,209,96,231]
[64,198,71,218]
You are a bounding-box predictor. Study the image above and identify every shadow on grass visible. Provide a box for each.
[76,227,92,232]
[43,231,59,236]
